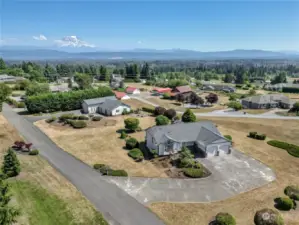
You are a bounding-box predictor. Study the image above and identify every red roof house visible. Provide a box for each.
[173,85,192,94]
[152,87,172,94]
[126,86,140,94]
[114,91,130,100]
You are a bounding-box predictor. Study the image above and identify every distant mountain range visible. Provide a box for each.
[1,46,299,60]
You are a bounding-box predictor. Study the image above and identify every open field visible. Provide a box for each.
[125,82,154,90]
[0,115,107,225]
[150,117,299,225]
[122,98,155,110]
[35,116,169,178]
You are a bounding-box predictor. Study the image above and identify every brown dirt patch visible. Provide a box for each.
[150,117,299,225]
[122,99,154,110]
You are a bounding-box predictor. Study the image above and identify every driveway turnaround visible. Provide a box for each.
[2,104,165,225]
[103,149,275,204]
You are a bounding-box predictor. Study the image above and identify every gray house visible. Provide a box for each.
[82,96,131,116]
[146,121,232,157]
[0,74,26,83]
[110,74,124,89]
[202,84,235,93]
[241,94,295,109]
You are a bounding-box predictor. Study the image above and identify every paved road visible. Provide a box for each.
[2,104,165,225]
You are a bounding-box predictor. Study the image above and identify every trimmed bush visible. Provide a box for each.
[59,113,74,122]
[29,149,39,155]
[99,165,112,175]
[128,148,144,161]
[227,101,242,111]
[78,115,89,120]
[69,120,87,129]
[125,137,138,149]
[155,115,170,126]
[25,87,114,113]
[46,116,56,123]
[215,212,236,225]
[17,102,25,108]
[142,107,155,114]
[224,135,232,141]
[267,140,299,157]
[182,109,196,123]
[120,131,128,139]
[164,108,176,120]
[275,197,294,211]
[110,170,128,177]
[93,164,106,170]
[183,168,204,178]
[248,132,266,140]
[2,148,21,177]
[124,118,140,131]
[179,158,202,169]
[154,106,167,116]
[11,93,21,97]
[284,185,299,200]
[254,208,284,225]
[92,116,102,121]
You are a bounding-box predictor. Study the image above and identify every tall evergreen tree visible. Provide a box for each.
[182,109,196,123]
[0,58,6,70]
[2,148,20,178]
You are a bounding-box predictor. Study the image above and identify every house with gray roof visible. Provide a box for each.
[202,84,235,93]
[146,121,232,157]
[0,74,26,83]
[82,96,131,116]
[241,94,295,109]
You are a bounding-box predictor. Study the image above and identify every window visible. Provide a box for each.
[116,109,120,113]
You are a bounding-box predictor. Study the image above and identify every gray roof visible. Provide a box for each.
[83,96,116,106]
[146,121,228,145]
[100,99,130,110]
[242,94,293,105]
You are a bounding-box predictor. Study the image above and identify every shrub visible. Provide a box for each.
[267,140,299,157]
[164,108,176,120]
[59,113,75,122]
[149,149,158,158]
[215,212,236,225]
[46,116,56,123]
[78,115,89,120]
[235,84,243,88]
[275,197,294,211]
[162,92,171,99]
[110,170,128,177]
[122,108,130,115]
[124,118,140,131]
[248,132,266,140]
[25,87,114,113]
[125,137,139,149]
[29,149,39,155]
[17,102,25,108]
[155,115,170,126]
[69,120,87,129]
[249,131,257,138]
[182,168,204,178]
[254,208,284,225]
[224,135,232,141]
[6,97,18,107]
[99,165,112,175]
[2,148,21,177]
[128,148,144,161]
[11,93,20,97]
[120,131,128,139]
[227,101,242,111]
[142,107,155,114]
[93,164,106,170]
[284,185,299,200]
[182,109,196,122]
[179,158,202,169]
[282,87,299,93]
[229,94,237,101]
[92,116,102,121]
[154,106,167,116]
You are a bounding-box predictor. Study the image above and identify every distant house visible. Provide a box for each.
[152,87,172,95]
[202,84,235,93]
[264,83,299,91]
[50,85,70,93]
[82,96,131,116]
[126,86,140,95]
[0,74,25,83]
[241,94,295,109]
[110,74,124,89]
[146,121,232,157]
[114,91,130,100]
[172,85,192,94]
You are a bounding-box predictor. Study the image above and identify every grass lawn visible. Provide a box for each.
[150,117,299,225]
[0,115,107,225]
[35,116,168,178]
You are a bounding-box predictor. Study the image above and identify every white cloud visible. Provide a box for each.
[137,40,143,44]
[33,34,47,41]
[54,36,95,48]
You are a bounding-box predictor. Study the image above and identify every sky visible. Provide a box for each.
[0,0,299,51]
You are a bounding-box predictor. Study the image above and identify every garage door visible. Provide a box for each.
[219,144,230,154]
[206,145,217,157]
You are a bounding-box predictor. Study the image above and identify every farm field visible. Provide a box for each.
[0,115,107,225]
[150,117,299,225]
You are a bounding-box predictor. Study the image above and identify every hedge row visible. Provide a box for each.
[267,140,299,157]
[142,107,155,113]
[248,132,266,140]
[182,168,204,178]
[6,98,25,108]
[128,148,144,161]
[93,164,128,177]
[282,87,299,93]
[25,87,114,113]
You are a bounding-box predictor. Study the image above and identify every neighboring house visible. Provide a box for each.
[110,74,124,89]
[202,84,235,92]
[152,87,172,95]
[126,86,140,95]
[114,91,130,100]
[241,94,295,109]
[264,83,299,91]
[146,121,232,157]
[172,85,192,94]
[50,85,70,93]
[82,96,131,116]
[0,74,25,83]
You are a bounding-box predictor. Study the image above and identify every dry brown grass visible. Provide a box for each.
[241,109,272,114]
[0,115,102,224]
[150,117,299,225]
[122,99,154,110]
[35,116,168,178]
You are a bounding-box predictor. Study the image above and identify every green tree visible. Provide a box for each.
[179,146,194,159]
[0,58,6,70]
[155,115,170,126]
[223,74,234,83]
[75,73,92,89]
[124,118,140,131]
[271,72,287,84]
[182,109,196,123]
[227,101,242,111]
[0,178,20,225]
[25,82,50,96]
[2,148,21,178]
[0,84,12,112]
[292,102,299,112]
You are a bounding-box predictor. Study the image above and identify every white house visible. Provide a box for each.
[146,121,232,157]
[82,96,131,116]
[114,91,131,100]
[126,86,140,95]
